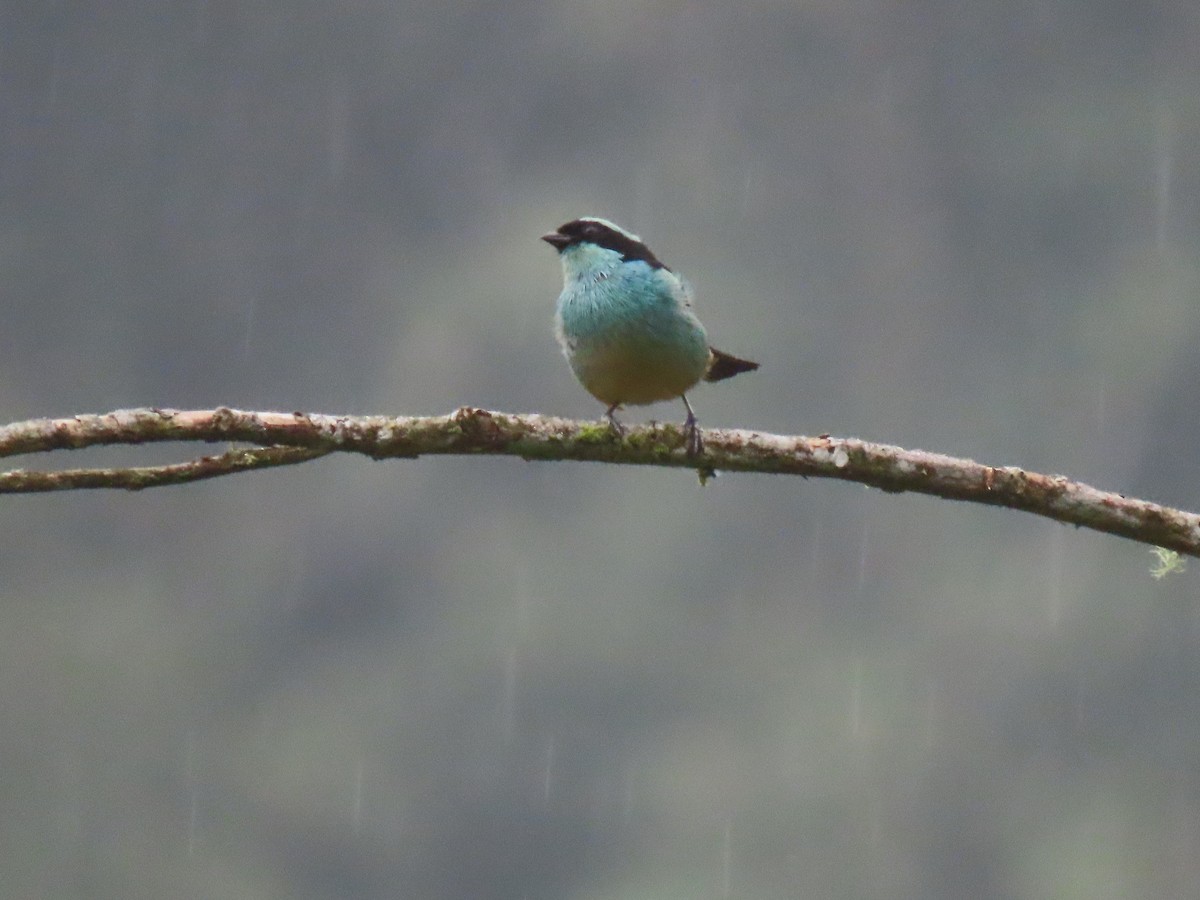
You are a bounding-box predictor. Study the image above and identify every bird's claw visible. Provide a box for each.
[605,406,626,438]
[683,415,703,457]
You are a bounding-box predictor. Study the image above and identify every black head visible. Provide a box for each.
[540,218,667,269]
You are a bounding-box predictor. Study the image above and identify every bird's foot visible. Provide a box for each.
[605,405,626,438]
[679,395,704,457]
[683,411,703,457]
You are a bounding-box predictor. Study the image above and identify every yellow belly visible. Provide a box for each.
[570,341,707,407]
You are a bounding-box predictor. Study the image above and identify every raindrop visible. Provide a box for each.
[849,656,865,739]
[1093,375,1107,443]
[721,820,733,898]
[924,679,939,751]
[739,164,757,217]
[185,729,199,856]
[326,75,351,181]
[241,292,258,356]
[620,767,635,822]
[856,518,870,593]
[1045,524,1065,628]
[1071,672,1087,728]
[352,759,365,835]
[542,736,556,805]
[188,787,199,856]
[192,0,210,44]
[42,42,64,115]
[1154,102,1175,255]
[501,644,518,742]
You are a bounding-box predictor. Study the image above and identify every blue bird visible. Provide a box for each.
[543,217,758,455]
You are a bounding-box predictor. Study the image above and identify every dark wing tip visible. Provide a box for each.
[705,348,760,382]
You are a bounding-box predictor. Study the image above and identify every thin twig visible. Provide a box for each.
[0,444,329,493]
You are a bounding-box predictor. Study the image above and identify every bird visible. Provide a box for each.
[542,217,758,456]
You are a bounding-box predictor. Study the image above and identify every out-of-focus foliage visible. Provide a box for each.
[1,2,1199,898]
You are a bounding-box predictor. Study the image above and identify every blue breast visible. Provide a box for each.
[555,260,709,406]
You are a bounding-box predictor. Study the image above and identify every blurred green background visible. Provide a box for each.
[2,2,1199,898]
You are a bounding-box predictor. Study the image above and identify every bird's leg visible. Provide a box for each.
[605,404,626,437]
[681,395,703,456]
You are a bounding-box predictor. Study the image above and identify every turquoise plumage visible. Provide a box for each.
[543,217,758,455]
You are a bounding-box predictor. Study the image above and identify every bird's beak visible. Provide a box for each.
[541,231,570,250]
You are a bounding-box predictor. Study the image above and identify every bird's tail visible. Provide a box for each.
[705,347,760,382]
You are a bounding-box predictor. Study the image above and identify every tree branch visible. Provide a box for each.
[0,444,329,492]
[2,406,1196,558]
